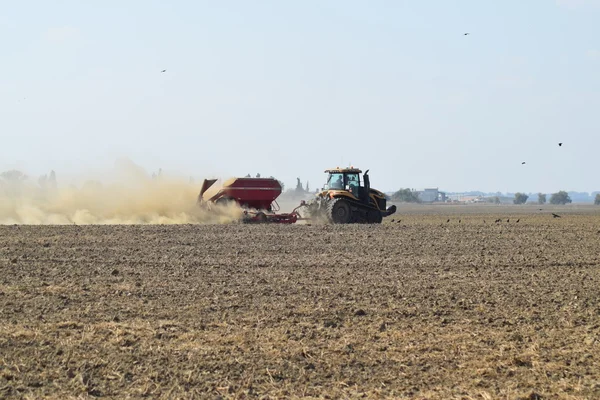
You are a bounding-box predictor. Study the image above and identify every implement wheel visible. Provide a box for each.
[327,198,352,224]
[255,212,268,223]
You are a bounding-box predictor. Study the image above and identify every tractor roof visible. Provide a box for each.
[324,167,363,174]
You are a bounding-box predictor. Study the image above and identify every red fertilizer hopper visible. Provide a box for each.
[198,177,306,223]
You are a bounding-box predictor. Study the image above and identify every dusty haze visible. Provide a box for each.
[0,159,242,225]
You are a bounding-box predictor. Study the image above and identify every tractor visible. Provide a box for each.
[304,167,396,224]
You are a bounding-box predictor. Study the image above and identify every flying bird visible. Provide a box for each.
[521,162,526,165]
[161,69,167,73]
[464,33,470,36]
[558,142,563,147]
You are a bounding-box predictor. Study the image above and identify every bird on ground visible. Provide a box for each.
[516,219,520,223]
[507,219,510,223]
[397,220,402,223]
[446,219,450,223]
[391,219,395,223]
[552,213,561,218]
[459,219,462,223]
[559,143,563,147]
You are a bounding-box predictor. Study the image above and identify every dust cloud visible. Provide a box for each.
[0,159,243,225]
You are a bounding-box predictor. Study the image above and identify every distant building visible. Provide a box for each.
[415,188,446,203]
[447,194,488,203]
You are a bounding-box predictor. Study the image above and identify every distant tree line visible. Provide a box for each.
[513,193,528,204]
[537,193,546,204]
[0,170,27,182]
[391,188,421,203]
[549,191,572,205]
[490,196,501,204]
[1,169,56,188]
[513,191,572,205]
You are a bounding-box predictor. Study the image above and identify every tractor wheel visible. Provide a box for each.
[327,198,352,224]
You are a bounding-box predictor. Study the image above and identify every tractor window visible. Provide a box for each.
[347,173,360,196]
[327,173,344,189]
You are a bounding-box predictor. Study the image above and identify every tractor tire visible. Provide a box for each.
[327,198,352,224]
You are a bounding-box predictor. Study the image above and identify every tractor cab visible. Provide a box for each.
[323,167,371,204]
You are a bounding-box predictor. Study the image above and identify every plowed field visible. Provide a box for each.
[1,207,600,399]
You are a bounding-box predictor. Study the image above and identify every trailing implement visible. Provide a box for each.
[198,177,305,224]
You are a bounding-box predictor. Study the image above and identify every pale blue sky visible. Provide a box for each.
[1,0,599,193]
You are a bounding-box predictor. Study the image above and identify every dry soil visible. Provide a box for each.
[1,206,600,399]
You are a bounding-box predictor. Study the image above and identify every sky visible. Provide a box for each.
[1,0,599,193]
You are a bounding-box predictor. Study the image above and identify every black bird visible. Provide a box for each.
[507,219,510,223]
[522,162,526,165]
[483,220,486,223]
[446,219,450,223]
[552,213,561,218]
[464,33,470,36]
[459,219,461,223]
[558,142,563,146]
[391,219,395,223]
[397,219,402,223]
[161,69,167,73]
[516,219,520,223]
